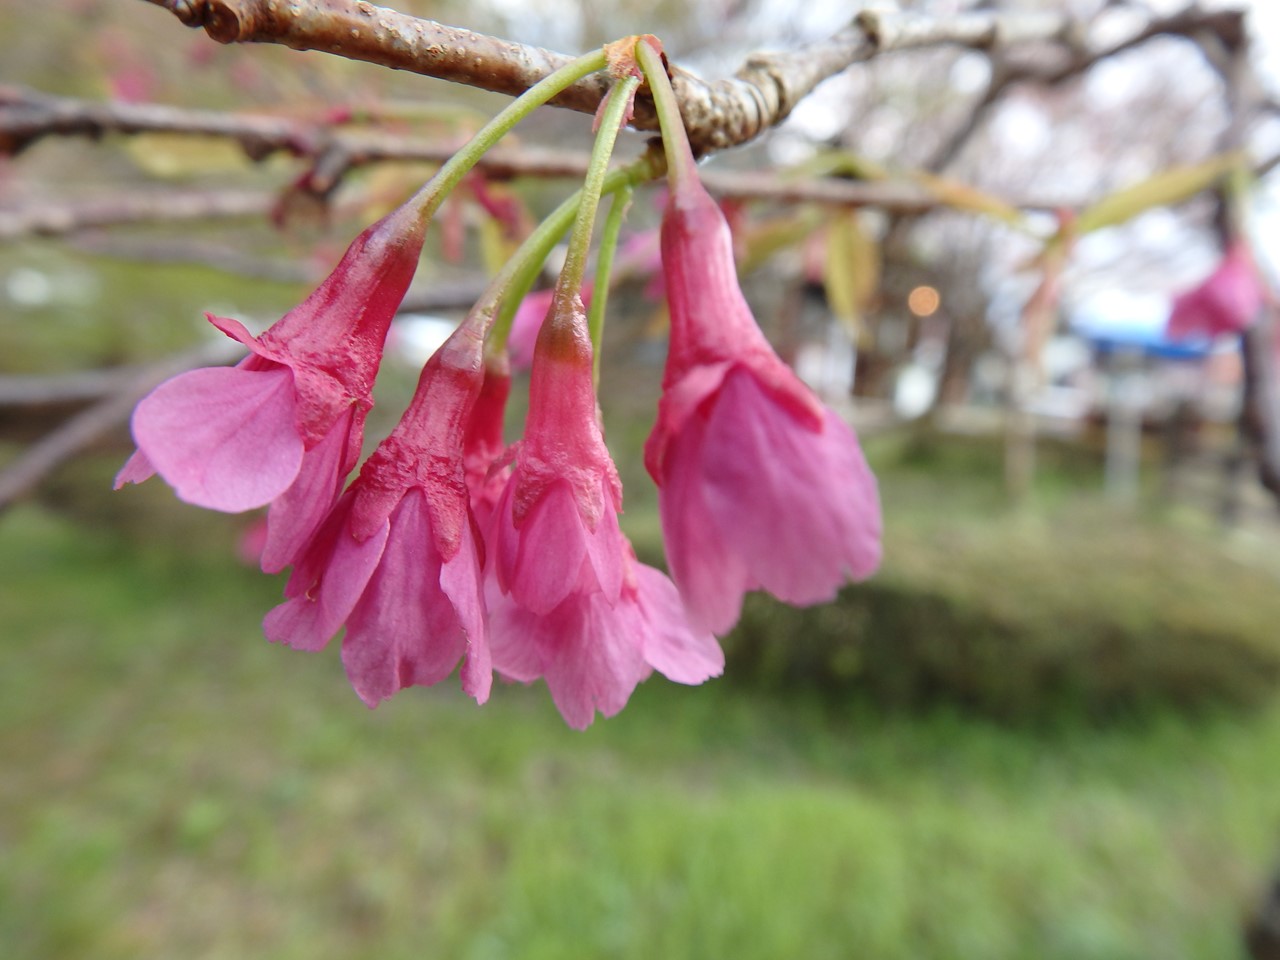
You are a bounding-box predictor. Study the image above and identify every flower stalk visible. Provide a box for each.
[555,73,642,304]
[589,183,634,382]
[635,40,696,190]
[406,49,609,224]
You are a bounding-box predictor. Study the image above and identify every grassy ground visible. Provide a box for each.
[2,474,1280,959]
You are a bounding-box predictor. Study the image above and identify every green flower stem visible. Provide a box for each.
[477,156,659,356]
[635,40,696,190]
[556,74,642,302]
[588,183,633,383]
[406,49,608,222]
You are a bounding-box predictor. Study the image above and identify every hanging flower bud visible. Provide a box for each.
[263,322,491,707]
[1166,241,1265,340]
[646,112,881,635]
[116,202,428,574]
[488,289,721,728]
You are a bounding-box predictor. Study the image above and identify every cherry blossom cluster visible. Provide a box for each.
[116,39,881,728]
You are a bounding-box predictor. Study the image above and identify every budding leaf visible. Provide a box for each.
[913,172,1023,226]
[125,134,253,177]
[1076,153,1243,234]
[824,209,880,334]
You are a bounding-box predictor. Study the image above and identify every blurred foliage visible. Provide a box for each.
[1,500,1278,960]
[0,243,305,373]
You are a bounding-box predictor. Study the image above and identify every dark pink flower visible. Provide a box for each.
[116,202,427,573]
[1166,242,1264,340]
[490,292,626,615]
[489,289,722,728]
[646,169,881,635]
[262,323,491,707]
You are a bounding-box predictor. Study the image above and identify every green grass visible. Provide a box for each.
[2,496,1278,959]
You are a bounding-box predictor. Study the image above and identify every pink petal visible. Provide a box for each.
[659,413,757,635]
[500,480,589,615]
[260,409,354,574]
[488,588,545,683]
[113,448,155,489]
[516,593,650,730]
[700,368,881,606]
[633,563,724,684]
[342,490,471,707]
[579,482,625,603]
[131,365,303,512]
[441,522,492,704]
[644,359,733,479]
[262,500,389,652]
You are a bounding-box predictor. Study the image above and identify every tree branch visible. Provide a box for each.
[138,0,1076,153]
[0,189,274,239]
[0,84,598,191]
[926,7,1249,174]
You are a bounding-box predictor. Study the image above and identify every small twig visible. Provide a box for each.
[68,233,319,283]
[0,158,1054,245]
[0,369,147,406]
[0,189,274,240]
[926,7,1248,173]
[0,85,597,182]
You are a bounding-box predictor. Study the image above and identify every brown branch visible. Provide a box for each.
[1,85,973,207]
[0,189,274,239]
[926,7,1249,173]
[0,84,311,158]
[68,233,319,283]
[1239,322,1280,504]
[0,169,1060,243]
[0,84,597,191]
[0,87,1065,243]
[138,0,1076,153]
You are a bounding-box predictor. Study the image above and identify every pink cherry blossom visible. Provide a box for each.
[1166,241,1264,340]
[489,289,722,728]
[263,323,491,707]
[646,164,882,636]
[116,202,427,574]
[490,291,626,615]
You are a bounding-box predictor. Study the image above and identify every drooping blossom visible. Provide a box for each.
[1166,241,1264,340]
[262,322,491,707]
[116,202,427,573]
[488,289,722,728]
[645,151,882,636]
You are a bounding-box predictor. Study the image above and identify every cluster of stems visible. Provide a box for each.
[392,37,680,376]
